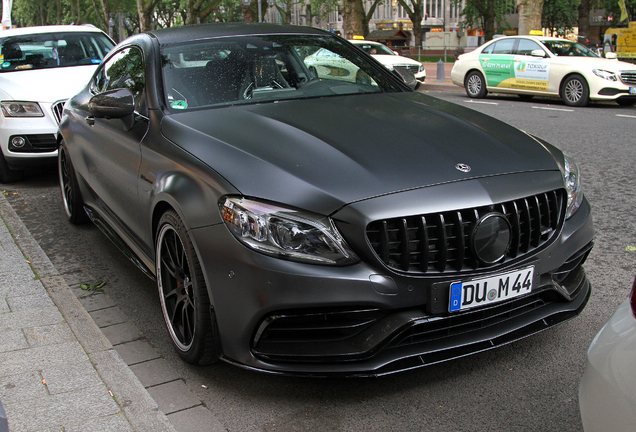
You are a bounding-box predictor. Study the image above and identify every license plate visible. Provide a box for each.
[449,266,534,312]
[630,87,636,95]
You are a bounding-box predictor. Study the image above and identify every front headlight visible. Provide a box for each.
[219,197,360,266]
[561,154,583,219]
[592,69,618,81]
[1,101,44,117]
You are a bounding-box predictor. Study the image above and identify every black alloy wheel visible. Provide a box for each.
[562,74,589,107]
[465,71,487,98]
[156,210,219,365]
[58,141,88,224]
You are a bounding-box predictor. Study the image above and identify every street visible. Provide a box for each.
[3,89,635,432]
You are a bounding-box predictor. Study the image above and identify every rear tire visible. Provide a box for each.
[561,75,589,107]
[156,210,219,365]
[58,141,89,225]
[465,71,487,98]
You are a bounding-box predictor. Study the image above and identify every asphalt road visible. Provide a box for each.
[3,90,635,432]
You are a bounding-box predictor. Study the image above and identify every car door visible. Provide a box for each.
[510,39,553,94]
[83,46,149,247]
[479,38,517,90]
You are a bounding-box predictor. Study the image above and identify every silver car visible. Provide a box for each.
[579,276,636,431]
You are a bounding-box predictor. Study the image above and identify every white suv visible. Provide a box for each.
[0,25,114,182]
[349,40,426,89]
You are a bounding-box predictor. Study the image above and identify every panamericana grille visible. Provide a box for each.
[366,190,564,275]
[620,71,636,86]
[52,100,66,124]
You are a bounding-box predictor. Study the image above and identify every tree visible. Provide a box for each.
[182,0,224,25]
[455,0,511,40]
[517,0,543,35]
[396,0,424,46]
[599,0,635,23]
[577,0,590,38]
[542,0,578,36]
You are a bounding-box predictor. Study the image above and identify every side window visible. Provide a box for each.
[516,40,543,56]
[491,39,516,54]
[482,43,494,54]
[92,47,146,113]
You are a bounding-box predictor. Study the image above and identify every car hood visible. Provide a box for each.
[0,65,98,102]
[551,56,636,71]
[161,92,561,215]
[372,54,421,67]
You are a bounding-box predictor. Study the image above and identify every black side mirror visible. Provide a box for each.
[88,88,135,131]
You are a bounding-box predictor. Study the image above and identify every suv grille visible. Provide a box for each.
[620,71,636,86]
[366,190,564,275]
[52,100,66,124]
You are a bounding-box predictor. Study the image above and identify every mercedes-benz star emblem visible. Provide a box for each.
[455,163,471,173]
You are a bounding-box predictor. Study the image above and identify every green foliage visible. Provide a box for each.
[453,0,512,40]
[542,0,578,36]
[599,0,635,23]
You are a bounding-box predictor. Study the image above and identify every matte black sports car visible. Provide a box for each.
[58,23,594,376]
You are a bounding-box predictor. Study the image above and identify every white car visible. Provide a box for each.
[0,25,114,182]
[451,35,636,107]
[349,40,426,89]
[579,275,636,431]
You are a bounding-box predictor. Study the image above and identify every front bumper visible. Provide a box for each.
[191,182,594,376]
[0,102,61,168]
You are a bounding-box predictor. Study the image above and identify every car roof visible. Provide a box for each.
[490,35,577,43]
[147,23,331,45]
[0,24,106,37]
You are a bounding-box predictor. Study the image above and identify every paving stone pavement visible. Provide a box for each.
[0,193,224,432]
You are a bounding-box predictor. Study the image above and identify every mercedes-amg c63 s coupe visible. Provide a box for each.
[57,23,594,376]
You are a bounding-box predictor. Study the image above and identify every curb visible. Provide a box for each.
[0,192,177,432]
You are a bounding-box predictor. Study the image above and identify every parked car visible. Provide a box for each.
[451,35,636,107]
[579,275,636,431]
[0,25,114,183]
[58,23,594,376]
[349,40,426,89]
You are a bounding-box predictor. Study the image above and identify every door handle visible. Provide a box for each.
[85,116,95,126]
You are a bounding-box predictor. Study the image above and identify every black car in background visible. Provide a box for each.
[57,23,594,376]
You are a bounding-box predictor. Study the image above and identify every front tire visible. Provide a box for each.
[465,71,487,98]
[561,75,589,107]
[156,210,219,365]
[58,141,89,224]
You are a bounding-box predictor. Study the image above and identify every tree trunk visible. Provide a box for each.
[517,0,544,35]
[578,0,590,38]
[342,0,365,39]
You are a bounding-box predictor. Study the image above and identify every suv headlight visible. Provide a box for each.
[561,154,583,219]
[1,101,44,117]
[592,69,618,81]
[219,197,359,266]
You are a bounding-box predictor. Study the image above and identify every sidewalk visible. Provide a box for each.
[0,193,177,432]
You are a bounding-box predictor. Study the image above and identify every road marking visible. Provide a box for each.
[466,100,499,105]
[531,107,574,112]
[616,114,636,119]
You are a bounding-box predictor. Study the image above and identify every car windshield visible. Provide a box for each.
[161,34,404,110]
[354,42,395,56]
[540,40,600,57]
[0,31,114,73]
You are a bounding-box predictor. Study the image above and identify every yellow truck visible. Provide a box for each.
[604,22,636,62]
